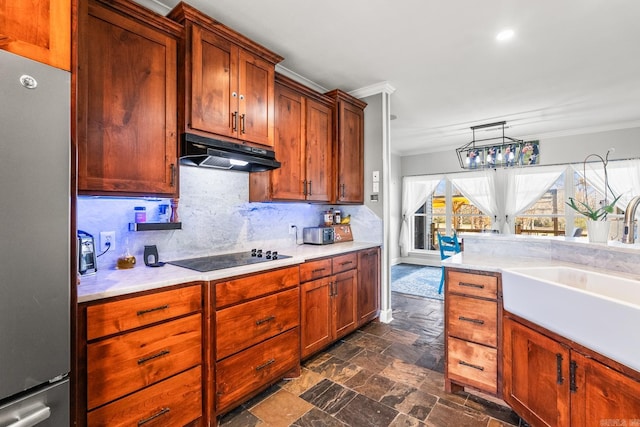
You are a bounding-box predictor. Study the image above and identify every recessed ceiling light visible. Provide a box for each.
[496,29,514,41]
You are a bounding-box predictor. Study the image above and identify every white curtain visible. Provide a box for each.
[399,175,443,256]
[573,159,640,210]
[502,165,566,234]
[449,170,500,231]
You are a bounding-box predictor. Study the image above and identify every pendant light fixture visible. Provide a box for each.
[456,121,526,169]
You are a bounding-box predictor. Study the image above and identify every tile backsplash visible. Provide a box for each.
[78,166,382,270]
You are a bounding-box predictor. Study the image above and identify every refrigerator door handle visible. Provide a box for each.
[6,406,51,427]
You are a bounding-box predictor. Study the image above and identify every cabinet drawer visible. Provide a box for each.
[332,252,357,274]
[215,266,299,308]
[88,366,202,427]
[447,270,498,299]
[299,258,332,282]
[216,328,300,413]
[87,314,202,410]
[216,287,300,359]
[448,337,497,394]
[86,285,202,340]
[447,295,497,347]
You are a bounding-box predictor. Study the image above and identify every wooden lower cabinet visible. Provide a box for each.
[214,266,300,416]
[503,314,640,426]
[444,268,501,396]
[78,283,204,427]
[300,250,380,359]
[87,366,202,427]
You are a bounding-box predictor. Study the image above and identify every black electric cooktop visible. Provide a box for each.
[168,249,290,272]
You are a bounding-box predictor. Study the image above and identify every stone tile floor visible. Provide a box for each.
[218,293,522,427]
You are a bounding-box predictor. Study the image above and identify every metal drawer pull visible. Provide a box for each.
[458,316,485,325]
[459,360,484,371]
[556,353,564,385]
[137,304,169,316]
[458,282,485,289]
[255,315,275,325]
[312,268,326,273]
[340,261,353,266]
[138,407,170,426]
[570,360,578,392]
[256,358,276,371]
[138,349,170,365]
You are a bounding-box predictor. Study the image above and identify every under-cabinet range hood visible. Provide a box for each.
[180,133,281,172]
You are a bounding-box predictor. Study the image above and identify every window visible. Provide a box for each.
[451,185,491,234]
[515,173,566,236]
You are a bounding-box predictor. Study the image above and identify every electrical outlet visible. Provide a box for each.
[289,224,296,235]
[99,231,116,252]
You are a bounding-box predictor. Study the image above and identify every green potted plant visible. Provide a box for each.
[566,149,620,242]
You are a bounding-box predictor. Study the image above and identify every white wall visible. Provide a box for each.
[401,126,640,176]
[363,94,383,217]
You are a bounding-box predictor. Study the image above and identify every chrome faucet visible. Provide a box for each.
[621,195,640,244]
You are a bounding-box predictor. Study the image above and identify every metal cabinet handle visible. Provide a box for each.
[137,304,169,316]
[459,360,484,371]
[138,349,170,365]
[570,360,578,392]
[255,315,275,326]
[138,407,170,426]
[307,181,312,196]
[458,282,485,289]
[303,180,307,196]
[312,268,326,273]
[556,353,564,385]
[458,316,485,325]
[232,112,238,131]
[6,406,51,427]
[170,163,176,187]
[341,261,353,266]
[256,358,275,371]
[340,183,346,198]
[240,114,246,134]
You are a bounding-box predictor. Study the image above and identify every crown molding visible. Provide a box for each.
[132,0,171,14]
[275,65,328,94]
[349,81,396,99]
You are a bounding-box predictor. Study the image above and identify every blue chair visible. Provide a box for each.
[437,231,461,294]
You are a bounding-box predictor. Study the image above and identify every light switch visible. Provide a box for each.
[372,182,379,193]
[372,170,380,182]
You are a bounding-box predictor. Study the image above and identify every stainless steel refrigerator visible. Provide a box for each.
[0,50,70,426]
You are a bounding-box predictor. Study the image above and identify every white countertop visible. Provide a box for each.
[77,241,380,303]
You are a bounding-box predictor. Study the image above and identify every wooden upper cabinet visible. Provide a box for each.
[0,0,71,70]
[168,2,282,148]
[77,0,181,196]
[249,74,333,202]
[326,90,366,204]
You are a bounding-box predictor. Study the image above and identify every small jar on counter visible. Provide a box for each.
[323,210,333,226]
[333,209,341,224]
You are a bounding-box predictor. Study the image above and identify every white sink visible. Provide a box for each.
[501,266,640,372]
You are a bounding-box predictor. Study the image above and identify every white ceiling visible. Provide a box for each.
[138,0,640,156]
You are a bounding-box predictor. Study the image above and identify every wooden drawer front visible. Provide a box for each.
[215,266,299,308]
[216,287,300,360]
[299,258,332,282]
[216,328,300,413]
[86,285,202,340]
[332,252,357,274]
[448,337,497,394]
[447,270,498,299]
[88,366,202,427]
[87,314,202,410]
[447,295,497,347]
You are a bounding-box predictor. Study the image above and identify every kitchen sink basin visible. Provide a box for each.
[501,265,640,372]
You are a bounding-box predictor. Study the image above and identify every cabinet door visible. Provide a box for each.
[238,49,274,146]
[78,1,178,195]
[503,317,571,427]
[357,248,380,325]
[190,25,238,139]
[571,352,640,426]
[270,83,305,200]
[333,269,358,339]
[301,277,332,359]
[0,0,71,70]
[335,100,364,204]
[305,98,333,202]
